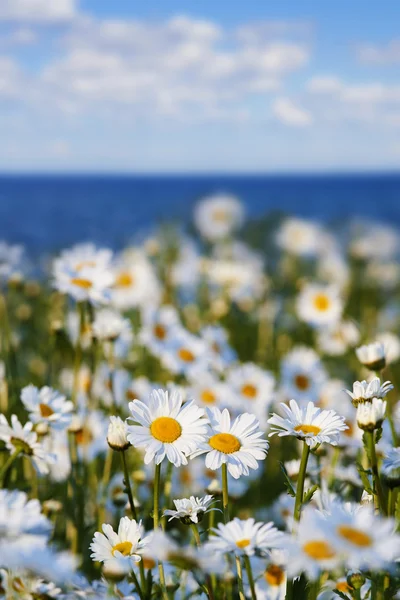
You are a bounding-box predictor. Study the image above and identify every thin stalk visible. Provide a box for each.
[388,488,394,517]
[244,555,257,600]
[235,556,246,600]
[221,462,229,523]
[365,431,387,516]
[294,442,310,523]
[71,302,85,407]
[0,448,22,486]
[130,568,145,600]
[121,451,137,520]
[153,463,169,600]
[190,524,215,600]
[353,589,361,600]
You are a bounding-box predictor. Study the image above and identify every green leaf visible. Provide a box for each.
[356,462,373,495]
[375,427,383,444]
[302,484,318,505]
[279,462,296,498]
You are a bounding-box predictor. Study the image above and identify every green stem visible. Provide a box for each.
[308,580,319,600]
[153,463,169,600]
[121,451,137,520]
[365,431,387,516]
[71,302,85,407]
[130,568,145,600]
[0,448,22,486]
[388,487,394,517]
[353,589,361,600]
[235,556,246,600]
[244,555,257,600]
[294,443,310,523]
[221,462,230,523]
[190,524,215,600]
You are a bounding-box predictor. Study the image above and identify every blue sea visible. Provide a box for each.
[0,173,399,253]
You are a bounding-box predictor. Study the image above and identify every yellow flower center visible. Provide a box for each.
[294,374,310,391]
[303,540,336,560]
[209,432,241,454]
[150,417,182,443]
[142,557,156,569]
[213,208,228,222]
[241,383,257,398]
[313,293,331,312]
[264,565,285,586]
[75,427,94,446]
[336,582,351,593]
[178,348,195,362]
[39,403,54,418]
[337,525,372,547]
[201,389,217,404]
[116,272,134,288]
[294,424,321,436]
[154,324,167,340]
[112,541,133,557]
[236,538,251,549]
[76,260,96,271]
[71,277,93,289]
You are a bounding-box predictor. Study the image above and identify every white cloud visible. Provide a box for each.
[356,40,400,65]
[272,97,312,126]
[0,0,76,22]
[0,28,37,46]
[36,15,310,119]
[0,56,24,98]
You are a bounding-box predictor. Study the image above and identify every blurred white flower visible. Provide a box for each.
[194,194,245,241]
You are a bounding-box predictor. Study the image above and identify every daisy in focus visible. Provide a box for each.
[191,407,269,479]
[21,384,74,430]
[268,400,348,448]
[126,389,208,467]
[345,377,393,406]
[90,517,149,570]
[208,517,285,556]
[163,495,215,524]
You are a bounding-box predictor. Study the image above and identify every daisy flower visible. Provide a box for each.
[111,249,161,311]
[276,217,323,257]
[317,320,360,356]
[126,389,208,467]
[194,194,245,241]
[253,550,287,600]
[158,329,209,377]
[225,363,275,425]
[356,398,386,431]
[323,502,400,570]
[207,517,285,556]
[187,371,232,409]
[107,416,130,451]
[0,414,55,474]
[90,517,149,570]
[92,308,132,342]
[20,384,74,430]
[163,495,215,524]
[52,243,114,305]
[296,283,343,328]
[0,489,51,549]
[286,507,340,580]
[356,341,386,371]
[345,377,393,406]
[191,407,269,479]
[268,400,348,449]
[280,347,327,405]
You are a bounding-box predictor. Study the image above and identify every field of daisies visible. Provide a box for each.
[2,195,400,600]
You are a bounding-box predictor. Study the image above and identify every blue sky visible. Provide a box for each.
[0,0,399,172]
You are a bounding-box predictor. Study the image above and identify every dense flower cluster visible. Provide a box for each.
[1,196,400,599]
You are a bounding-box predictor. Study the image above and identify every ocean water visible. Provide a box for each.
[0,173,400,253]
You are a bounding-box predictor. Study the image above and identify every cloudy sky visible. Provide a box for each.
[1,0,400,172]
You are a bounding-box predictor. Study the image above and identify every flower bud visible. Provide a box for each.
[107,416,130,451]
[356,342,386,371]
[356,398,386,431]
[347,570,366,590]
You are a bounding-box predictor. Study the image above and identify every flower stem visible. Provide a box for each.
[0,448,22,486]
[235,556,246,600]
[221,462,230,523]
[294,442,310,523]
[244,555,257,600]
[121,451,137,520]
[365,431,387,516]
[71,301,85,407]
[190,524,215,600]
[153,463,169,600]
